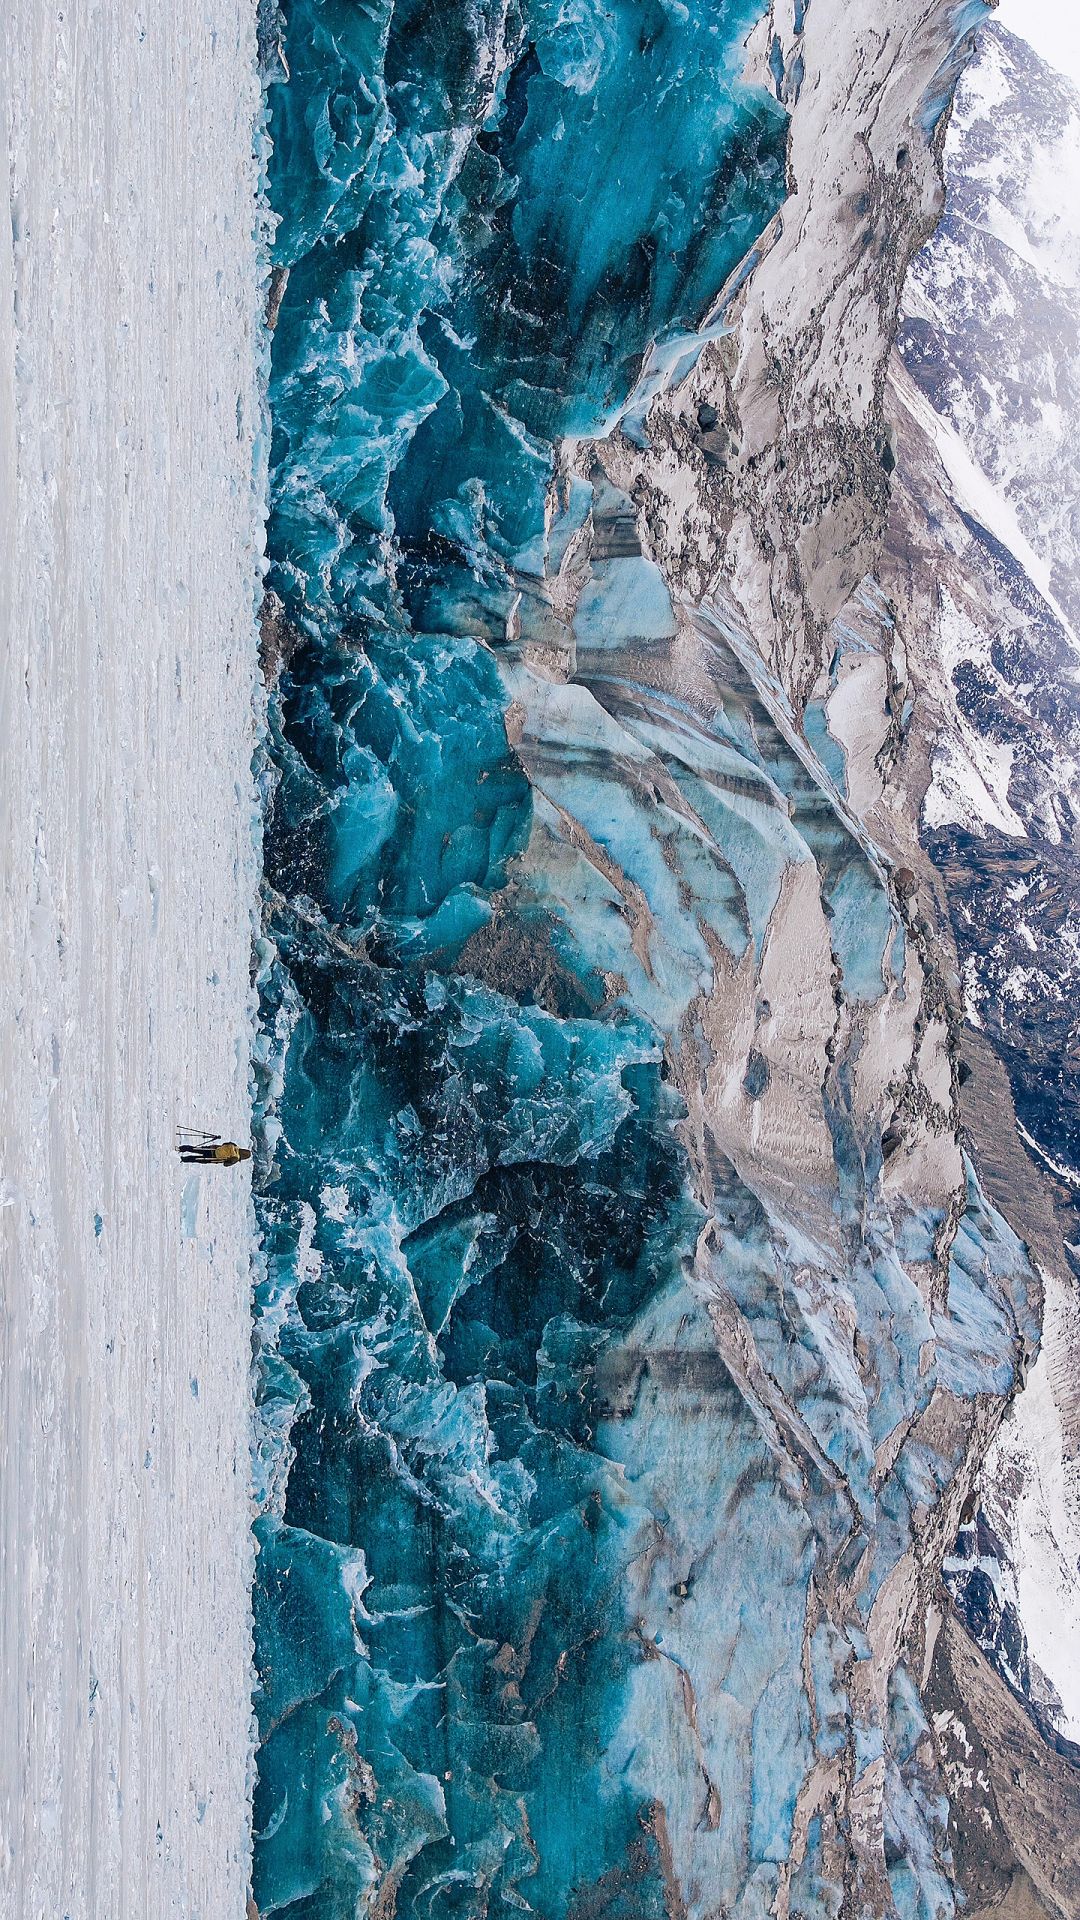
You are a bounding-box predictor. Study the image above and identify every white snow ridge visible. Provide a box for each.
[0,7,265,1918]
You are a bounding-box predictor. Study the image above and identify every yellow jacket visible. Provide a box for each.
[212,1142,251,1165]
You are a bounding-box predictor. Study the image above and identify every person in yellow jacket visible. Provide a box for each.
[177,1130,251,1166]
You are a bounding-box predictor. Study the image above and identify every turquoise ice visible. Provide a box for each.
[251,3,1037,1915]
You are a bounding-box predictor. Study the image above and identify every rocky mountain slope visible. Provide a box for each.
[890,23,1080,1914]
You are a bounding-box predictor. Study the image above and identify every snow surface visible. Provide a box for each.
[980,1265,1080,1742]
[997,0,1080,97]
[0,7,264,1916]
[901,369,1077,644]
[918,586,1025,840]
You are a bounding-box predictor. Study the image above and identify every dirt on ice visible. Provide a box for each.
[0,6,264,1915]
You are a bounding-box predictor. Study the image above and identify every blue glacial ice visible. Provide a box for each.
[251,3,1039,1915]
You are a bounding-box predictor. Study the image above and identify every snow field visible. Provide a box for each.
[1,7,265,1915]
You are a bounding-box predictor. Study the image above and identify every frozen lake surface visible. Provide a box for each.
[1,6,264,1914]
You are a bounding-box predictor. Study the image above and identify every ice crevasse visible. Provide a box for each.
[249,2,1037,1915]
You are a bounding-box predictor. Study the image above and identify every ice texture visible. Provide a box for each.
[251,3,1039,1915]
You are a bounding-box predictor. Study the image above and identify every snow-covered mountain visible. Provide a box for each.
[902,25,1080,635]
[899,27,1080,1180]
[857,21,1080,1913]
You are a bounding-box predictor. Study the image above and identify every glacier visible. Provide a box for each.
[250,3,1059,1918]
